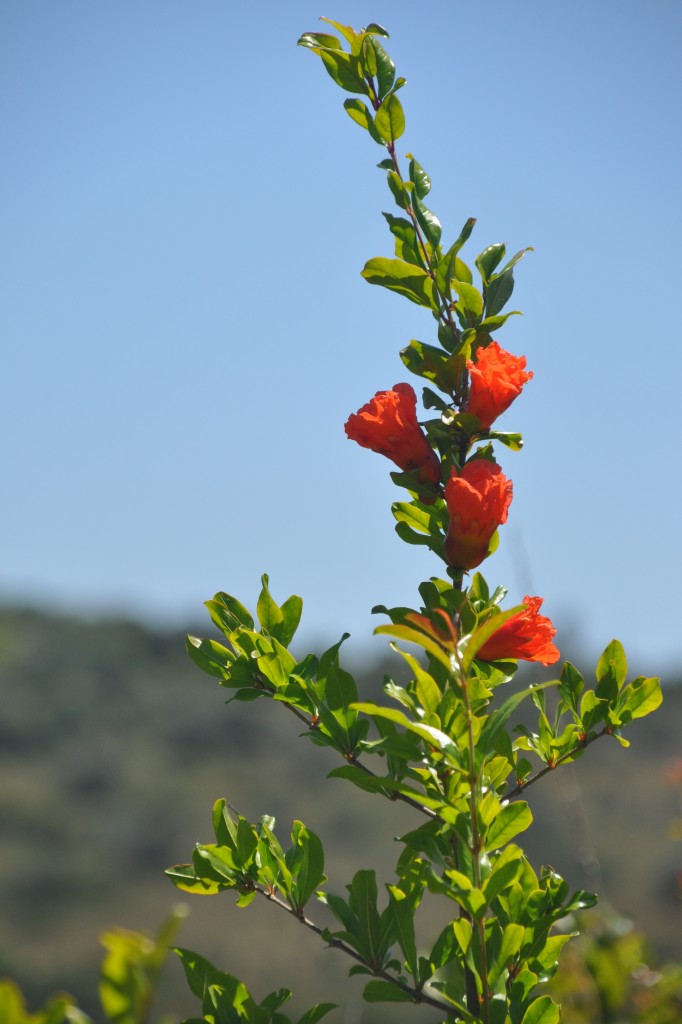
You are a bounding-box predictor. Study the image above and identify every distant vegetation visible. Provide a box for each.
[0,605,680,1019]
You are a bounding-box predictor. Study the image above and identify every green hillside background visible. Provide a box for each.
[1,605,680,1020]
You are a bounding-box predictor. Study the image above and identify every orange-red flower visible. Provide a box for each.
[477,595,560,665]
[345,383,441,486]
[444,460,513,569]
[466,341,533,429]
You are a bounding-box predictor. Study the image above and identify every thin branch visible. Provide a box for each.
[256,673,444,823]
[346,756,439,820]
[254,885,458,1017]
[453,643,489,1022]
[502,729,608,802]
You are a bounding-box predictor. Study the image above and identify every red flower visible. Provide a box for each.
[466,341,533,429]
[443,460,513,569]
[345,383,440,486]
[477,595,560,665]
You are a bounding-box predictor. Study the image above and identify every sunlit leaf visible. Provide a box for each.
[319,50,369,95]
[375,93,405,142]
[362,257,436,308]
[520,995,560,1024]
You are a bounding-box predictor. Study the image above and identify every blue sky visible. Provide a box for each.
[2,1,681,676]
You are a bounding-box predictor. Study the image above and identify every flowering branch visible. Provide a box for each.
[171,20,664,1024]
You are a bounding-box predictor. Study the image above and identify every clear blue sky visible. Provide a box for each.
[2,1,681,675]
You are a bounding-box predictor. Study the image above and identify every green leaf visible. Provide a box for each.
[205,590,254,632]
[559,661,585,712]
[596,638,627,690]
[533,932,576,970]
[236,817,258,865]
[485,268,515,317]
[278,594,303,646]
[388,888,418,977]
[173,947,221,1001]
[486,803,533,849]
[186,635,234,682]
[386,169,409,209]
[290,822,326,907]
[324,661,358,711]
[256,574,284,633]
[436,263,468,305]
[447,216,476,252]
[400,339,459,391]
[442,870,487,918]
[319,17,357,44]
[482,849,524,903]
[499,246,534,274]
[369,38,395,98]
[475,243,506,285]
[478,680,559,754]
[297,32,344,52]
[451,279,483,320]
[452,916,473,956]
[393,520,434,547]
[413,194,442,249]
[428,983,478,1021]
[354,33,377,76]
[488,923,524,987]
[486,430,523,451]
[343,99,384,144]
[348,870,384,964]
[362,981,413,1003]
[382,211,416,242]
[408,156,431,198]
[478,310,522,332]
[373,622,453,671]
[166,863,229,895]
[361,257,436,309]
[296,1004,338,1024]
[422,385,448,409]
[520,995,560,1024]
[319,50,369,95]
[195,844,241,885]
[352,701,459,758]
[618,675,663,722]
[375,93,405,142]
[400,651,441,714]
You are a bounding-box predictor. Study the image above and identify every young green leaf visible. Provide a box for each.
[407,155,431,198]
[520,995,560,1024]
[319,17,357,44]
[476,242,506,285]
[485,267,515,316]
[362,980,413,1002]
[319,50,369,95]
[256,573,284,633]
[361,256,436,308]
[413,194,442,249]
[369,37,395,98]
[186,635,234,682]
[343,99,384,144]
[375,92,405,142]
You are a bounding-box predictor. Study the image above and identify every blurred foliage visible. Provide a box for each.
[547,911,682,1023]
[0,906,185,1024]
[0,605,680,1020]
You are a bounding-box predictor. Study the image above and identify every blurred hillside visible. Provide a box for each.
[0,605,680,1020]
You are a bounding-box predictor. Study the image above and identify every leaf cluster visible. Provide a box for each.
[173,576,662,1023]
[298,19,530,413]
